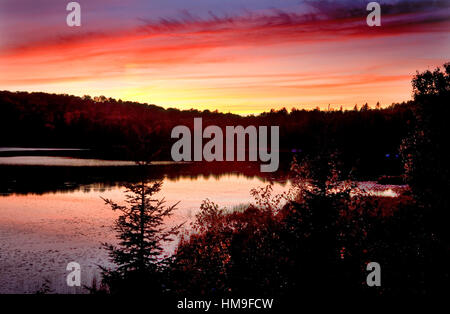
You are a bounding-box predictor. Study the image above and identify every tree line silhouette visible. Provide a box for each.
[0,89,414,178]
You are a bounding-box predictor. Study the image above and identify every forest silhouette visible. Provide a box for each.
[76,64,450,298]
[0,87,413,178]
[1,63,448,299]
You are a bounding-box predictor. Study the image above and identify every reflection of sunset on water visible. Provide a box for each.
[0,171,407,293]
[0,175,289,293]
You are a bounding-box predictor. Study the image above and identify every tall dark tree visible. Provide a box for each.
[401,63,450,234]
[399,62,450,293]
[100,176,183,294]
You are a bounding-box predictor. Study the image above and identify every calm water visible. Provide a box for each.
[0,154,292,293]
[0,153,405,293]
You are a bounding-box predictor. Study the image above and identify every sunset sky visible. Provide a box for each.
[0,0,449,114]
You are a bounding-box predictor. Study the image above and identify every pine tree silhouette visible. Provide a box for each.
[100,177,183,294]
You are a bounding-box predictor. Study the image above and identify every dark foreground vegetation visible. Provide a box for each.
[82,64,449,298]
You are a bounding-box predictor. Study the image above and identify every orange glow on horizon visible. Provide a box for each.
[0,9,449,114]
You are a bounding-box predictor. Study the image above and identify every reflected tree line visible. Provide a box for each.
[88,64,449,297]
[0,162,287,196]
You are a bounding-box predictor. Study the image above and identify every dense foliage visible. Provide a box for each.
[166,63,449,297]
[93,63,449,297]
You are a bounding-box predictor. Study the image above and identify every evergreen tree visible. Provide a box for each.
[100,178,183,294]
[361,103,370,111]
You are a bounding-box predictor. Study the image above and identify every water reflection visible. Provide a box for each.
[0,159,288,196]
[0,163,290,293]
[0,154,404,293]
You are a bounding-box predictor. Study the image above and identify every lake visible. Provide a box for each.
[0,150,406,293]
